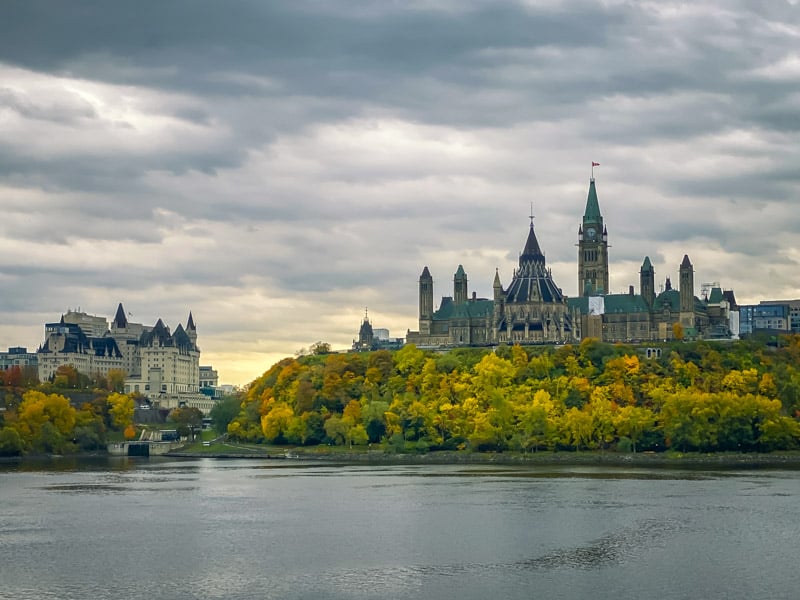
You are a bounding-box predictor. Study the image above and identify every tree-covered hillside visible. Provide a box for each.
[228,337,800,453]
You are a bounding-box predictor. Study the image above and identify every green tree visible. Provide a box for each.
[169,407,204,439]
[209,395,242,435]
[324,415,348,445]
[310,341,332,355]
[362,401,388,443]
[0,426,23,456]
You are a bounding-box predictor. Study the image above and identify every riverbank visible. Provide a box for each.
[4,446,800,469]
[166,445,800,468]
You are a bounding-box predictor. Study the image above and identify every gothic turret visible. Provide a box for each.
[112,303,128,330]
[493,268,504,328]
[493,269,503,302]
[419,266,433,336]
[679,254,694,316]
[640,256,655,308]
[186,311,197,347]
[454,265,468,305]
[355,309,374,351]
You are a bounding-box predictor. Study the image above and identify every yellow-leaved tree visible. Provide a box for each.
[107,393,135,430]
[15,390,77,453]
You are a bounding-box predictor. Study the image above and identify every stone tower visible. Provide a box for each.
[453,265,467,305]
[679,254,694,327]
[492,268,504,333]
[640,256,655,308]
[186,312,197,348]
[419,266,433,336]
[578,178,609,296]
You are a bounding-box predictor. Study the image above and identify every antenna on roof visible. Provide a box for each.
[529,202,535,228]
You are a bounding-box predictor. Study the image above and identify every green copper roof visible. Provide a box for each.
[655,289,680,311]
[432,297,493,320]
[583,179,603,226]
[455,264,466,278]
[641,256,653,271]
[604,294,650,313]
[708,287,724,303]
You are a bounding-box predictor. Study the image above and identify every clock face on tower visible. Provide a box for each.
[586,227,596,241]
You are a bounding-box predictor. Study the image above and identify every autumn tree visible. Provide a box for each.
[613,405,655,453]
[107,393,135,430]
[53,365,80,388]
[15,390,77,453]
[106,369,127,393]
[169,407,204,439]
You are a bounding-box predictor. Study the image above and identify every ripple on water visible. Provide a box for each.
[514,517,686,571]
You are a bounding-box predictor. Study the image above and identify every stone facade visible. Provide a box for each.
[37,305,216,414]
[38,320,124,382]
[568,180,737,341]
[406,217,577,348]
[407,178,738,348]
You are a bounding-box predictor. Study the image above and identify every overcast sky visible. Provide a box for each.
[1,1,798,385]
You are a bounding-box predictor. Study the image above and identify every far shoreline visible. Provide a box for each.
[166,448,800,469]
[4,449,800,470]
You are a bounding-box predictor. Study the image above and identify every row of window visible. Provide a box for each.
[582,250,601,262]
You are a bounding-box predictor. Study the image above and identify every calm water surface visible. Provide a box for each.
[0,457,797,600]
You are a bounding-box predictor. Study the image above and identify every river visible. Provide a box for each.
[1,457,797,600]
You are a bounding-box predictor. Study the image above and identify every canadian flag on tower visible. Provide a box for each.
[592,161,600,166]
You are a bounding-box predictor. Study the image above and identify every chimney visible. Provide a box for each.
[629,285,634,296]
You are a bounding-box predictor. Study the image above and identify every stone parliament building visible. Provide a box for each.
[406,178,737,348]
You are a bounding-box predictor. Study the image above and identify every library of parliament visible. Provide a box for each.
[405,179,737,347]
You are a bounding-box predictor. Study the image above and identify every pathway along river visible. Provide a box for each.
[1,457,798,600]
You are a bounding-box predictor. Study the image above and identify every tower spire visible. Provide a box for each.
[112,302,128,329]
[583,179,603,227]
